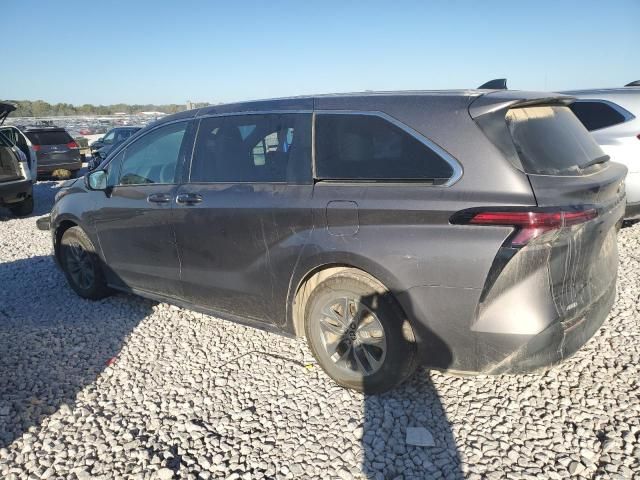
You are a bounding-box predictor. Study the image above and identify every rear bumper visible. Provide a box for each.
[404,279,616,375]
[37,161,82,173]
[0,178,32,206]
[485,281,615,373]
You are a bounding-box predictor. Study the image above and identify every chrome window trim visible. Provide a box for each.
[313,110,463,187]
[189,109,463,187]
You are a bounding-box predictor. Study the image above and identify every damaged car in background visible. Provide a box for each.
[39,89,626,393]
[0,102,36,216]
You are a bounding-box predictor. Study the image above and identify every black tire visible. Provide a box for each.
[304,271,417,393]
[9,196,34,216]
[59,226,112,300]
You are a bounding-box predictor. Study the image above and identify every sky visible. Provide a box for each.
[3,0,639,106]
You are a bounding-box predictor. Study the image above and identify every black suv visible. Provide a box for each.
[40,91,626,392]
[22,126,82,178]
[90,126,141,167]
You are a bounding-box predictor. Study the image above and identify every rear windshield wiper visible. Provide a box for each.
[582,154,610,169]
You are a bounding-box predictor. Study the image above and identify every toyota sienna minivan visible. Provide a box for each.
[38,90,626,393]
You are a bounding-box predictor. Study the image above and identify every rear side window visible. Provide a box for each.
[505,106,607,176]
[569,101,628,131]
[24,130,72,145]
[315,114,454,183]
[190,113,312,183]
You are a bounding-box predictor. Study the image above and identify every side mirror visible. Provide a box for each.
[86,170,107,191]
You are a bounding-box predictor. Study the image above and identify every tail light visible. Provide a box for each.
[32,145,41,152]
[67,141,79,149]
[451,208,597,247]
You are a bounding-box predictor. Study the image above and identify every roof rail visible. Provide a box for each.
[478,78,508,90]
[625,80,640,87]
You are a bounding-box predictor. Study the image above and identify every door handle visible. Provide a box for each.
[176,193,203,205]
[147,193,172,204]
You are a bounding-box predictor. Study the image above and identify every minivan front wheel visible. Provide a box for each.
[304,271,417,393]
[60,226,111,300]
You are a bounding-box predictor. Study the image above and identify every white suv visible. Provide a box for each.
[563,82,640,220]
[0,102,37,216]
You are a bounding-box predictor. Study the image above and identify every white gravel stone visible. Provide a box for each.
[1,181,640,479]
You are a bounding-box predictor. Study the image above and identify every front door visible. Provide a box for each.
[174,113,314,324]
[92,120,193,296]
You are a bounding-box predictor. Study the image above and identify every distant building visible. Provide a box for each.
[138,111,166,116]
[186,100,193,110]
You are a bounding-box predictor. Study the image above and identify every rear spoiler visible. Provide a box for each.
[469,91,575,119]
[0,102,16,126]
[468,92,576,173]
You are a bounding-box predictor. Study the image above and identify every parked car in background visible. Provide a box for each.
[90,126,141,162]
[0,103,35,215]
[0,107,37,181]
[20,126,82,178]
[40,90,626,392]
[562,82,640,220]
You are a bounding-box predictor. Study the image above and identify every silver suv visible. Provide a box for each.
[563,82,640,219]
[0,103,36,216]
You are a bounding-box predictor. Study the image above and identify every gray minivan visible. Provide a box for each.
[39,90,626,392]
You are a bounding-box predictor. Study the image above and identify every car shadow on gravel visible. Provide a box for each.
[359,291,464,479]
[0,255,152,448]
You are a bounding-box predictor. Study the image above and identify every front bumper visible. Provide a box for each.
[0,178,32,206]
[625,201,640,220]
[36,215,51,231]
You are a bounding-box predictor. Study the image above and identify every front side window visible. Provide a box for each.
[118,121,187,185]
[102,130,116,144]
[315,114,454,183]
[190,113,312,183]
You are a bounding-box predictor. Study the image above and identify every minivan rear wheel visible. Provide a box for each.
[304,271,417,393]
[60,226,111,300]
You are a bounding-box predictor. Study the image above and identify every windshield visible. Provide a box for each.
[505,105,607,175]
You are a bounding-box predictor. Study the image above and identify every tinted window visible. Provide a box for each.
[190,114,312,183]
[569,101,628,131]
[315,114,454,182]
[25,130,73,145]
[118,122,187,185]
[506,106,607,175]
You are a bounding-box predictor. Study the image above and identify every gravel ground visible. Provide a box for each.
[0,181,639,480]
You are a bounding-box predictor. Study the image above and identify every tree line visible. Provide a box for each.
[3,100,212,117]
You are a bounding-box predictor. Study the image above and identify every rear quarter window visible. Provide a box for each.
[569,101,629,131]
[25,130,73,145]
[315,114,454,183]
[505,106,607,176]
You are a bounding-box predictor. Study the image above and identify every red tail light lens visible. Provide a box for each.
[32,145,41,152]
[453,208,597,246]
[67,141,79,149]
